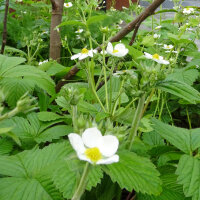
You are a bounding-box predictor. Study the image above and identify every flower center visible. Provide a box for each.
[85,147,102,163]
[66,3,69,6]
[186,8,190,11]
[152,54,160,60]
[81,48,89,54]
[113,49,119,53]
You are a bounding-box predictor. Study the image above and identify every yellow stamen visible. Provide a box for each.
[66,3,69,6]
[85,147,102,163]
[152,53,160,60]
[186,8,190,11]
[81,48,89,54]
[113,49,119,53]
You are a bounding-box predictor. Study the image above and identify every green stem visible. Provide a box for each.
[71,105,77,132]
[88,65,106,113]
[141,88,155,117]
[102,33,109,111]
[186,107,192,129]
[159,92,165,120]
[0,107,19,121]
[111,79,125,116]
[72,162,90,200]
[112,98,137,121]
[126,94,146,150]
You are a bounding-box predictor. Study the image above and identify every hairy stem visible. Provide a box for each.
[72,162,90,200]
[126,94,146,150]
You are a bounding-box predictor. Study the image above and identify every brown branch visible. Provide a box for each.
[1,0,10,54]
[55,0,166,92]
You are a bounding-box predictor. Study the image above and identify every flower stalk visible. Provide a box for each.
[72,162,90,200]
[126,94,146,150]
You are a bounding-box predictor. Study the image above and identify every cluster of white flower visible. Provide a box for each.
[183,7,195,15]
[71,42,129,60]
[39,60,48,65]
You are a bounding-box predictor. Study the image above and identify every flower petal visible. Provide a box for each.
[96,154,119,165]
[144,52,152,59]
[79,54,89,60]
[114,43,126,51]
[106,42,113,54]
[88,50,94,57]
[98,135,119,157]
[68,133,86,154]
[71,53,80,60]
[77,153,92,164]
[161,60,170,65]
[82,127,102,148]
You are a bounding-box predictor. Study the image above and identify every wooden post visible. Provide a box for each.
[106,0,137,10]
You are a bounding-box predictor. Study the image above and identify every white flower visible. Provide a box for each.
[71,48,97,60]
[76,35,81,40]
[155,25,162,30]
[110,7,116,11]
[16,0,23,2]
[153,34,160,39]
[106,42,128,57]
[122,6,128,10]
[165,50,178,53]
[144,52,169,65]
[55,26,59,32]
[100,50,107,55]
[75,29,83,34]
[183,8,195,15]
[163,44,174,50]
[68,127,119,165]
[39,60,48,65]
[154,43,163,46]
[186,28,193,31]
[116,25,122,30]
[64,2,73,8]
[119,20,123,24]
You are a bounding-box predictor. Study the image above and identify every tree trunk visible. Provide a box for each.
[1,0,10,54]
[49,0,64,62]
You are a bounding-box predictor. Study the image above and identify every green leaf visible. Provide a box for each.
[141,35,155,47]
[38,61,66,76]
[87,15,109,26]
[53,160,103,199]
[0,138,13,155]
[176,154,200,200]
[52,160,79,199]
[0,127,13,134]
[36,125,73,143]
[0,113,72,145]
[103,150,162,195]
[0,177,62,200]
[58,20,85,28]
[137,173,188,200]
[168,33,192,45]
[167,69,199,86]
[152,118,200,154]
[0,55,55,106]
[0,55,26,73]
[86,165,103,191]
[77,100,98,114]
[156,80,200,104]
[37,112,64,121]
[0,142,72,200]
